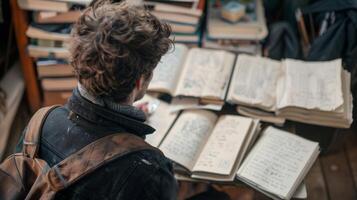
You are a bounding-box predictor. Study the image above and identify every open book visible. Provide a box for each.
[237,127,320,200]
[149,44,236,105]
[155,109,260,182]
[227,54,353,128]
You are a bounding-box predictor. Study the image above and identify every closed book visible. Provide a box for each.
[151,10,200,25]
[41,78,77,91]
[27,45,70,59]
[34,10,81,24]
[37,63,74,78]
[17,0,70,12]
[26,26,70,41]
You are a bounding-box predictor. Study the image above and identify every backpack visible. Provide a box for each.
[0,105,159,200]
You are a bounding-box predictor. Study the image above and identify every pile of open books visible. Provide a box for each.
[148,43,353,128]
[135,95,320,200]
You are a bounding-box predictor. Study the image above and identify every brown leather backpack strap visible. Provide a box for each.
[45,133,162,191]
[23,105,61,158]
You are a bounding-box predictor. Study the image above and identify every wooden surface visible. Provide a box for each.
[345,132,357,196]
[320,147,357,200]
[10,0,42,112]
[2,103,357,200]
[305,160,328,200]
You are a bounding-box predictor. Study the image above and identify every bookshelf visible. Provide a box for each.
[10,0,42,112]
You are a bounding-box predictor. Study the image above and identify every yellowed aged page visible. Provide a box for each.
[227,54,283,111]
[277,59,343,111]
[277,70,353,128]
[149,44,188,94]
[192,115,253,175]
[237,127,319,199]
[159,110,217,171]
[174,48,235,100]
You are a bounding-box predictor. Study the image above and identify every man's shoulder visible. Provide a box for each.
[135,147,174,172]
[106,146,173,176]
[55,148,176,199]
[43,105,174,173]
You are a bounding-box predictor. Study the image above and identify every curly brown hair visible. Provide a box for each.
[70,0,172,102]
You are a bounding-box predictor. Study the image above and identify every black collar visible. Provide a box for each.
[67,89,155,137]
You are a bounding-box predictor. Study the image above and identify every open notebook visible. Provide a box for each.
[157,110,260,182]
[237,127,320,200]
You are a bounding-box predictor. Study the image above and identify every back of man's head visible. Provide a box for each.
[70,0,172,102]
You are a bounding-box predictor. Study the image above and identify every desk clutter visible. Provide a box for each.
[17,0,354,129]
[148,43,353,129]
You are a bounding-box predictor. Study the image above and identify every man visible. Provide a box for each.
[18,0,177,199]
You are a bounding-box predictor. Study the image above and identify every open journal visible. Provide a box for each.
[148,44,236,105]
[237,127,320,200]
[227,54,353,128]
[149,109,260,182]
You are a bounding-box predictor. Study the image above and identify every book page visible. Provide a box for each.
[192,115,253,175]
[149,44,188,94]
[237,127,319,199]
[277,70,353,128]
[227,54,283,111]
[190,119,259,182]
[134,95,178,147]
[277,59,343,111]
[175,48,235,100]
[159,110,217,171]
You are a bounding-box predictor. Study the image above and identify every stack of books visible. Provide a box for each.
[227,54,353,128]
[144,0,206,45]
[18,0,86,105]
[203,0,267,54]
[19,0,206,105]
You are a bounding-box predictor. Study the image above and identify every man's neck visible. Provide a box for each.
[76,83,146,120]
[77,83,133,108]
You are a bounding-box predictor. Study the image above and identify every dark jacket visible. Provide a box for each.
[18,88,178,200]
